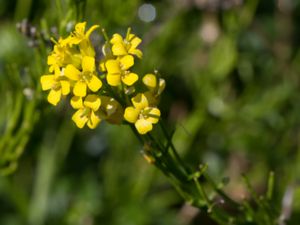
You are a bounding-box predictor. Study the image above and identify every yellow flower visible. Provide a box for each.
[47,37,82,72]
[124,93,161,134]
[71,95,101,129]
[69,22,99,44]
[40,67,70,106]
[110,31,143,58]
[65,56,102,97]
[68,22,99,57]
[105,55,138,86]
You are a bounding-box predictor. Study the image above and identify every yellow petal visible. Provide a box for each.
[68,36,82,45]
[48,65,55,73]
[146,107,160,124]
[120,55,134,70]
[132,93,148,109]
[107,74,121,86]
[72,109,88,128]
[129,49,143,58]
[54,67,62,78]
[142,74,157,89]
[110,33,123,44]
[85,25,99,38]
[75,22,86,36]
[112,43,127,56]
[124,107,139,123]
[105,60,121,74]
[129,36,141,49]
[84,94,101,111]
[47,89,61,106]
[135,118,152,134]
[87,111,101,129]
[70,96,83,109]
[60,80,70,95]
[128,34,135,41]
[82,56,95,72]
[121,72,138,86]
[47,55,56,65]
[61,35,75,45]
[87,75,102,92]
[40,75,55,90]
[65,64,80,80]
[73,81,87,97]
[79,40,95,57]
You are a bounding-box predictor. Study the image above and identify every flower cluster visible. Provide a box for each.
[40,22,165,134]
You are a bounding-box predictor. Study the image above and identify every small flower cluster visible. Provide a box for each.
[40,22,165,134]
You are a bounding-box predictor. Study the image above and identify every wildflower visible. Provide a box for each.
[71,95,101,129]
[105,55,138,86]
[68,22,99,57]
[124,93,160,134]
[40,67,70,105]
[65,56,102,97]
[110,30,143,58]
[47,37,82,72]
[69,22,99,45]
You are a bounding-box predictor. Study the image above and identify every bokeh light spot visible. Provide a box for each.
[138,4,156,23]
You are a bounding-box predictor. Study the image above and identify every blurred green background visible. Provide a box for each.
[1,0,300,224]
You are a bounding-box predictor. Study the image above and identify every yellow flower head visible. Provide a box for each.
[110,29,143,59]
[47,37,82,72]
[40,67,70,105]
[105,55,138,86]
[67,22,99,57]
[71,95,101,129]
[65,56,102,97]
[69,22,99,44]
[124,93,161,134]
[98,96,124,124]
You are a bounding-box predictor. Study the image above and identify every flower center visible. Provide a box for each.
[80,107,91,118]
[139,108,151,120]
[52,81,61,90]
[124,40,131,50]
[80,71,92,82]
[121,70,130,78]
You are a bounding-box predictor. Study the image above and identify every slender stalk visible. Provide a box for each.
[267,171,275,201]
[101,28,110,43]
[159,121,190,174]
[203,173,240,209]
[129,122,243,224]
[193,176,211,207]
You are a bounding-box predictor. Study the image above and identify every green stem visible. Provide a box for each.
[101,28,110,42]
[129,121,250,224]
[159,121,190,174]
[203,173,240,209]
